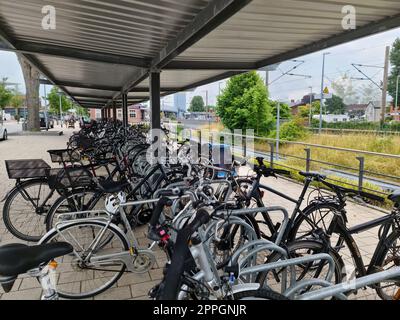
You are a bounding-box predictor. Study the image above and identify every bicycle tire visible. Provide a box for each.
[45,188,104,231]
[40,220,129,299]
[288,202,345,242]
[373,229,400,300]
[3,178,55,242]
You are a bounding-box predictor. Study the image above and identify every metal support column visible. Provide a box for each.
[150,71,161,130]
[107,107,111,120]
[122,93,128,128]
[113,101,117,121]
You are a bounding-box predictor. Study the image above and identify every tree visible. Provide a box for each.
[0,81,13,124]
[10,93,24,109]
[388,38,400,108]
[216,71,274,135]
[188,95,205,112]
[270,101,291,119]
[325,94,347,114]
[0,82,13,110]
[298,105,311,118]
[17,54,41,131]
[47,86,72,115]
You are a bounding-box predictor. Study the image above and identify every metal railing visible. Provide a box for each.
[174,127,400,197]
[307,127,400,136]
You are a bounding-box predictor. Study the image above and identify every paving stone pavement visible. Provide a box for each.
[0,128,391,300]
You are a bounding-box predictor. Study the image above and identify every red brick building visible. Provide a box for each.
[89,104,148,123]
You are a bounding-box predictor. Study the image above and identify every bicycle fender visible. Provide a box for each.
[230,283,261,294]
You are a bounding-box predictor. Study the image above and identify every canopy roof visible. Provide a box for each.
[1,0,399,108]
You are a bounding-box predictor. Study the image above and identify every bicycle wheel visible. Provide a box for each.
[207,217,260,269]
[45,189,105,232]
[288,202,345,242]
[256,240,344,295]
[40,220,129,299]
[374,230,400,300]
[3,178,57,241]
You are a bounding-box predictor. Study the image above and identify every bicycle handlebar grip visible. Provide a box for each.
[274,168,291,175]
[149,197,173,227]
[255,157,264,165]
[189,208,211,233]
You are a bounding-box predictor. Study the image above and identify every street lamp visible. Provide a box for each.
[218,82,224,95]
[319,52,330,134]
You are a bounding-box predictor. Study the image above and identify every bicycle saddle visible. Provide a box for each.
[299,171,326,180]
[98,179,131,193]
[0,242,73,277]
[388,192,400,205]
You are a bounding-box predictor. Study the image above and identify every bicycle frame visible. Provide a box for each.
[327,208,400,279]
[243,174,322,243]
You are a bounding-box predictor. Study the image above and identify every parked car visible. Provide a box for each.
[39,112,54,130]
[0,124,7,141]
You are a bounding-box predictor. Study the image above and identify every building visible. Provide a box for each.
[313,114,349,123]
[346,103,369,119]
[89,104,148,123]
[160,93,187,119]
[290,94,317,115]
[364,101,382,122]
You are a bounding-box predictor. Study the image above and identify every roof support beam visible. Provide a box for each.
[119,0,252,101]
[6,41,150,68]
[164,60,255,70]
[151,0,252,69]
[0,28,83,107]
[39,79,121,92]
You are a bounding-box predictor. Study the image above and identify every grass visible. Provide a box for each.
[195,123,400,197]
[275,133,400,185]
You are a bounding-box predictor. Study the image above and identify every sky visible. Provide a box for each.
[1,26,399,108]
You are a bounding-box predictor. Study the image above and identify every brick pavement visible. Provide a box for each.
[0,128,388,300]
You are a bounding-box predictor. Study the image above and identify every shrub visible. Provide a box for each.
[271,118,308,141]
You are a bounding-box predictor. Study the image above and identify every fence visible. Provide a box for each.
[306,127,400,136]
[171,126,400,197]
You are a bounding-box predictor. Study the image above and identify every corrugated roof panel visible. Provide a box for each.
[1,0,399,109]
[33,54,139,87]
[177,0,400,62]
[0,0,211,58]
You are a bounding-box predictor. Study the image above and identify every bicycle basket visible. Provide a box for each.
[45,167,93,190]
[47,149,81,164]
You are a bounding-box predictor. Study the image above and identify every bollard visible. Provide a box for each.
[356,156,365,192]
[304,148,311,172]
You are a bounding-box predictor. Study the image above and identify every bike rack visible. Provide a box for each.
[297,266,400,300]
